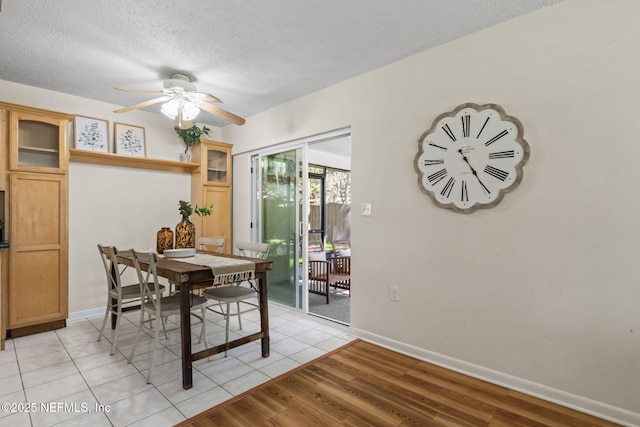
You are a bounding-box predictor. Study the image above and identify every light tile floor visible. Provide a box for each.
[0,302,355,427]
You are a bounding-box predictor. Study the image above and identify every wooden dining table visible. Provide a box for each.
[116,250,274,389]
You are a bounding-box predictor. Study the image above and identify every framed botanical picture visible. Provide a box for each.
[114,122,146,157]
[74,116,109,152]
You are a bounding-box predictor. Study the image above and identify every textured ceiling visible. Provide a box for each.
[0,0,560,127]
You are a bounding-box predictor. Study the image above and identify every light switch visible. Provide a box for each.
[360,203,372,216]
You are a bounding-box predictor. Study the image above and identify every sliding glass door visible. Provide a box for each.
[250,128,351,316]
[258,148,304,308]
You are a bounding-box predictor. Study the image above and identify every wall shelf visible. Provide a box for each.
[69,149,200,174]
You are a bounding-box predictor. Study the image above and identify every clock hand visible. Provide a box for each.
[458,149,490,194]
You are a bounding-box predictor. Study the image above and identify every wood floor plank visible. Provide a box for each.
[177,340,621,427]
[499,390,618,427]
[328,349,496,424]
[270,380,348,425]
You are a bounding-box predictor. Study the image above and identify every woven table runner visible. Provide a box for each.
[169,253,255,285]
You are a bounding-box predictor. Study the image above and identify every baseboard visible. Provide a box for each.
[68,307,104,321]
[8,320,66,338]
[349,328,640,427]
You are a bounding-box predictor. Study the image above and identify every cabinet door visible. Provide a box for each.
[0,250,5,350]
[9,173,68,328]
[0,109,7,190]
[197,140,231,187]
[202,186,232,253]
[9,110,69,174]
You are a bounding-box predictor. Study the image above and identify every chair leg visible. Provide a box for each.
[199,307,210,361]
[127,308,146,364]
[96,297,111,343]
[146,316,161,384]
[161,316,169,339]
[111,304,123,356]
[236,302,243,330]
[224,302,231,357]
[199,307,207,345]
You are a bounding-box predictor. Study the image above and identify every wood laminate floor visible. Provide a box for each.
[178,340,620,427]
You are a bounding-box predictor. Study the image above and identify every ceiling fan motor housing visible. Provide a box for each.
[164,73,196,93]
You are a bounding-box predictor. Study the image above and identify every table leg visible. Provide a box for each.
[258,271,270,357]
[180,286,193,390]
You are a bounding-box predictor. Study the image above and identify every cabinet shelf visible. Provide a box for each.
[19,146,59,154]
[69,149,200,174]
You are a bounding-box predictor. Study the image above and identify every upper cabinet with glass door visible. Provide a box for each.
[9,109,71,174]
[193,139,232,187]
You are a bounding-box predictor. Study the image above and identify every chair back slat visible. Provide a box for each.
[97,244,122,299]
[236,242,270,259]
[198,237,226,253]
[132,250,162,313]
[333,256,351,275]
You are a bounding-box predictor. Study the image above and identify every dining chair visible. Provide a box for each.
[127,249,208,383]
[203,242,270,356]
[96,244,165,355]
[198,236,226,253]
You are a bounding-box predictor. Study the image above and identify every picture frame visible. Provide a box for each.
[74,115,109,152]
[114,122,146,157]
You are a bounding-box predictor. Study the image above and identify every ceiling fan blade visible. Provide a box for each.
[114,87,164,94]
[190,92,223,103]
[114,96,170,113]
[200,102,245,126]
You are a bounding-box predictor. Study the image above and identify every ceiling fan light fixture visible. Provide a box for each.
[161,98,180,119]
[161,98,200,121]
[182,100,200,120]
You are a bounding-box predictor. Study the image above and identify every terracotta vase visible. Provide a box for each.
[156,227,174,254]
[175,218,195,248]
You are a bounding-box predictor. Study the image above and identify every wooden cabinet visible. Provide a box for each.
[0,249,6,350]
[8,173,68,332]
[9,109,69,174]
[0,104,71,338]
[191,139,233,253]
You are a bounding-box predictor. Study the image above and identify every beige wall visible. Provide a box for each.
[224,0,640,422]
[0,79,222,316]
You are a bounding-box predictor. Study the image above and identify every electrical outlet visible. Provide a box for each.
[389,285,400,302]
[360,203,372,216]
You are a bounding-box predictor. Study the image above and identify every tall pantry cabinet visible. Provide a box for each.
[3,105,70,339]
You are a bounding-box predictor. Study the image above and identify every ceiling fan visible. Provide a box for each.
[113,73,245,127]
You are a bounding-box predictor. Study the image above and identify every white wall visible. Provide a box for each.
[224,0,640,422]
[0,79,222,314]
[308,147,350,170]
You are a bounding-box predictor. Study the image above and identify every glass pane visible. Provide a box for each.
[325,168,351,243]
[207,149,227,182]
[308,177,323,232]
[308,165,324,175]
[18,120,59,168]
[262,149,301,307]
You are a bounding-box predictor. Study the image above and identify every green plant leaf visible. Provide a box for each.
[178,200,212,219]
[174,125,211,153]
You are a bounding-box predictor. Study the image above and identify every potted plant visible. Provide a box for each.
[175,200,213,248]
[174,124,211,162]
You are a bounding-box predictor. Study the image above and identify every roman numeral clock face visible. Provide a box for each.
[414,103,530,213]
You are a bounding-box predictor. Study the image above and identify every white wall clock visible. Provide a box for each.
[414,103,530,213]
